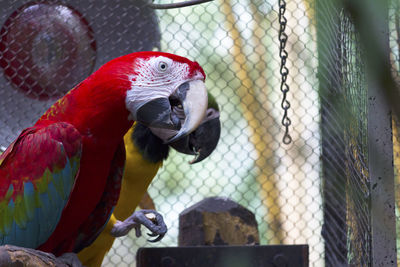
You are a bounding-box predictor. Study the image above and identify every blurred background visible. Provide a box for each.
[0,0,399,266]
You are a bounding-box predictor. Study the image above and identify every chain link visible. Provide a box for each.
[278,0,292,145]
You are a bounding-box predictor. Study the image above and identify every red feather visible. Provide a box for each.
[0,123,81,201]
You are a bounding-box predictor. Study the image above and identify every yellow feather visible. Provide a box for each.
[78,125,162,267]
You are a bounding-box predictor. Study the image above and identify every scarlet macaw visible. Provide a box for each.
[78,94,220,267]
[0,51,208,264]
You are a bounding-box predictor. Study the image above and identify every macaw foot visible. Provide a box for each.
[58,252,84,267]
[110,209,167,242]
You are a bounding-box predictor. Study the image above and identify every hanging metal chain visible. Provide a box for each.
[278,0,292,145]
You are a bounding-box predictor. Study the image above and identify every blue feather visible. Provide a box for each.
[23,182,35,221]
[38,191,53,245]
[46,181,64,234]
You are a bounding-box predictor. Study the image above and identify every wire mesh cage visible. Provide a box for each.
[317,2,370,265]
[0,0,160,148]
[0,0,400,266]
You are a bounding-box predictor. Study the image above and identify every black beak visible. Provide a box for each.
[135,80,208,141]
[170,108,220,164]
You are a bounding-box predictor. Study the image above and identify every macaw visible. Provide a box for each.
[0,51,209,264]
[77,93,220,267]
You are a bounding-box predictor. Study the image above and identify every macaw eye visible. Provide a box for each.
[158,61,168,72]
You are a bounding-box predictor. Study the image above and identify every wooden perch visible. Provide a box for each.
[0,245,70,267]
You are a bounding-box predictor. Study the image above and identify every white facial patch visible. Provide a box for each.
[125,56,190,120]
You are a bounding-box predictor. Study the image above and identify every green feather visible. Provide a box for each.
[207,92,219,111]
[14,195,27,228]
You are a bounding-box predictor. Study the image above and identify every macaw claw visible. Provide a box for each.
[110,209,167,243]
[147,232,165,242]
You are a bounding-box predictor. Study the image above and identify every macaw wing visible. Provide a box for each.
[73,141,125,253]
[0,122,82,249]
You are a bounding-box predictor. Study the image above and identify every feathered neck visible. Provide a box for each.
[131,123,169,163]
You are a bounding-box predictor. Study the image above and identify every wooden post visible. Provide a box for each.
[137,197,309,267]
[178,196,260,246]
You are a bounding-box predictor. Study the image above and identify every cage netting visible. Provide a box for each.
[316,0,370,265]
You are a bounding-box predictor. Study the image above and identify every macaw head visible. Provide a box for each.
[79,51,208,143]
[122,51,208,142]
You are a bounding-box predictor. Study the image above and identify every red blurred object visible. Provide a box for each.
[0,2,96,99]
